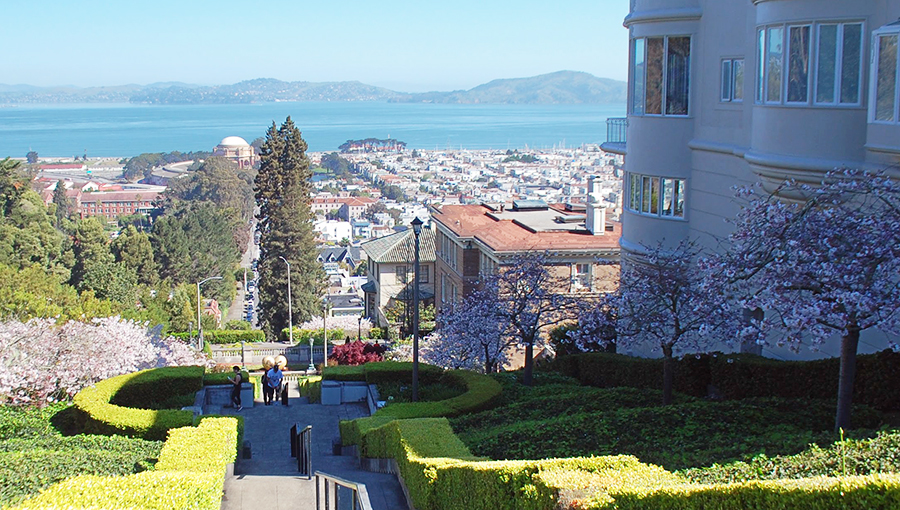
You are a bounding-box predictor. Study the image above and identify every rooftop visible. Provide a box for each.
[431,204,620,254]
[360,227,436,264]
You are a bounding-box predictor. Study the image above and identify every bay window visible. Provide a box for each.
[870,26,900,124]
[631,35,691,116]
[627,172,685,218]
[756,21,863,106]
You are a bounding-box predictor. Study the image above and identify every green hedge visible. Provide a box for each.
[323,361,443,384]
[298,376,322,403]
[73,367,204,440]
[549,350,900,411]
[203,330,265,344]
[281,327,346,344]
[323,365,367,381]
[340,369,502,447]
[583,474,900,510]
[203,370,250,387]
[13,417,239,510]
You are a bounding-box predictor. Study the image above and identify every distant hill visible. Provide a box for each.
[0,72,626,105]
[390,71,626,104]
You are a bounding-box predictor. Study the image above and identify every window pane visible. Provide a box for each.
[787,26,810,102]
[666,36,691,115]
[757,29,766,103]
[876,34,898,122]
[632,38,645,115]
[766,27,784,102]
[840,23,862,104]
[646,38,664,114]
[674,180,685,217]
[734,59,745,100]
[721,60,733,101]
[642,176,651,213]
[661,178,674,216]
[630,173,641,210]
[650,177,660,214]
[816,24,837,103]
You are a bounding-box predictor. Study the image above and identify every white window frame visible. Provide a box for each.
[572,263,592,291]
[756,20,865,107]
[625,172,686,220]
[869,25,900,125]
[721,57,745,102]
[630,35,692,117]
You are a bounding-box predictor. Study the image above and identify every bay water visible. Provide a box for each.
[0,102,625,158]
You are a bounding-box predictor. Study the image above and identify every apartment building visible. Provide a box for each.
[430,192,620,314]
[611,0,900,358]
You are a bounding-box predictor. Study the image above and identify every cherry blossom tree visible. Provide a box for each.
[568,292,618,353]
[0,317,209,406]
[715,169,900,430]
[611,241,734,404]
[423,283,509,373]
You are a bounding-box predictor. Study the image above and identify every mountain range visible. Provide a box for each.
[0,71,625,105]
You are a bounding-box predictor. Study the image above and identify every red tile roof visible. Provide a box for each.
[432,204,620,253]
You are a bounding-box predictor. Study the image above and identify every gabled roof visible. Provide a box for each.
[361,227,436,264]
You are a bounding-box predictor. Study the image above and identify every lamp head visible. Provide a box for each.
[411,217,423,235]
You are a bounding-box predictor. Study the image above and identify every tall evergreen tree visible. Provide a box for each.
[52,180,70,226]
[70,217,114,289]
[255,117,325,340]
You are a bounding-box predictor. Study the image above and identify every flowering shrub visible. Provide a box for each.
[297,315,372,337]
[331,340,386,366]
[0,317,209,407]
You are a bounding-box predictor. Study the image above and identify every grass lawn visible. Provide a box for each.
[0,404,163,507]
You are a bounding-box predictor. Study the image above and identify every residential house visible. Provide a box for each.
[360,228,436,328]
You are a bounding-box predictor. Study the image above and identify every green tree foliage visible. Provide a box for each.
[319,152,355,178]
[80,260,138,304]
[0,158,27,218]
[255,117,326,340]
[70,217,114,289]
[164,157,255,248]
[122,151,211,182]
[26,151,39,164]
[0,263,117,322]
[0,190,70,278]
[149,202,238,305]
[51,181,71,226]
[112,225,158,286]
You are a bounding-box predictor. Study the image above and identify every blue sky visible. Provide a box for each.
[7,0,629,92]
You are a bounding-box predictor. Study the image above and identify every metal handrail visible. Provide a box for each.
[315,471,374,510]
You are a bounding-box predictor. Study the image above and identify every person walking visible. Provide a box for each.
[227,366,243,411]
[266,363,283,406]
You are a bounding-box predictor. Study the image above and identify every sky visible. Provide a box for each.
[5,0,629,92]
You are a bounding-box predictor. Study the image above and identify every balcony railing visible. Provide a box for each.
[606,117,627,144]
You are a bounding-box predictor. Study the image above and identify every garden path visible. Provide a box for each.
[217,398,408,510]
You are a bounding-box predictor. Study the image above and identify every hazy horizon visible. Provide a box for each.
[6,0,629,93]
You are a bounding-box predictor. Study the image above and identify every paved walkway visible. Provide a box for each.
[217,397,408,510]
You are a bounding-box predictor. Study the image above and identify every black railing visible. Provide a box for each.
[606,117,627,144]
[290,424,312,478]
[315,471,374,510]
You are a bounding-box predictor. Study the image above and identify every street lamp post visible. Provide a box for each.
[358,315,362,340]
[279,256,293,346]
[196,276,223,350]
[411,217,423,402]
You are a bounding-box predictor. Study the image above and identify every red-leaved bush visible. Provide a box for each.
[331,340,386,366]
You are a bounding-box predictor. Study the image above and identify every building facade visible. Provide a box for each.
[360,228,436,328]
[613,0,900,358]
[430,197,620,314]
[213,136,258,169]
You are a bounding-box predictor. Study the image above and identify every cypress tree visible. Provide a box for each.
[255,117,325,340]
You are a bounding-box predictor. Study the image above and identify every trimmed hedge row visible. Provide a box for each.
[549,350,900,411]
[14,417,239,510]
[323,361,443,384]
[203,330,265,344]
[340,369,502,447]
[355,415,900,510]
[203,370,250,387]
[281,327,345,344]
[73,366,204,440]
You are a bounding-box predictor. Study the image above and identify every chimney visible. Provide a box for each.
[586,204,606,235]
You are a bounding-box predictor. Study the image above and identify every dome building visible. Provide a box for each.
[213,136,258,169]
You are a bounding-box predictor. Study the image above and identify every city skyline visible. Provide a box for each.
[6,0,629,93]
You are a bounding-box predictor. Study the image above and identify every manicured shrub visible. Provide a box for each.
[110,366,204,408]
[549,350,900,411]
[202,370,250,387]
[12,417,239,510]
[202,330,265,344]
[458,397,883,471]
[331,340,385,365]
[683,430,900,484]
[363,361,442,385]
[280,327,344,344]
[73,367,204,440]
[323,365,367,381]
